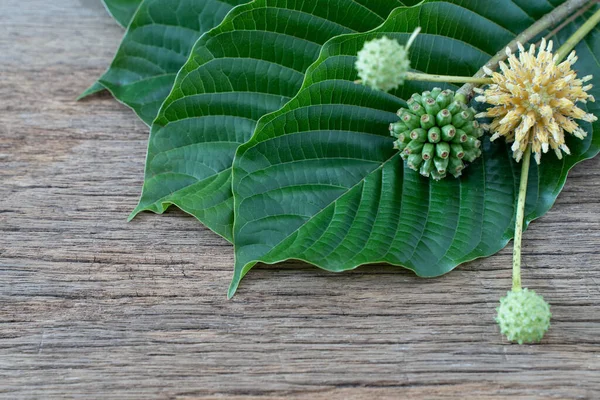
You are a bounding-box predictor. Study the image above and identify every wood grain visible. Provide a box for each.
[1,1,600,398]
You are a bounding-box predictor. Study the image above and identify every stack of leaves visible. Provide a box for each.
[85,0,600,303]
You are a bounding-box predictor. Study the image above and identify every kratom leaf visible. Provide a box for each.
[103,0,143,27]
[77,81,107,101]
[229,0,600,296]
[130,0,406,239]
[78,0,143,100]
[97,0,249,125]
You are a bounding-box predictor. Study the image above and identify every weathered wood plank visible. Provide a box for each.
[1,0,600,398]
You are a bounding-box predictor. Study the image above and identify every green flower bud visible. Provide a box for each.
[404,139,424,155]
[441,125,456,141]
[420,158,434,177]
[448,156,464,177]
[355,36,411,92]
[409,102,426,117]
[422,143,435,160]
[392,89,482,179]
[389,122,408,137]
[460,120,476,135]
[407,153,423,170]
[496,288,551,345]
[420,114,436,130]
[450,143,465,159]
[423,96,441,115]
[434,156,449,174]
[463,136,481,150]
[452,130,468,144]
[451,110,471,128]
[401,111,420,130]
[427,127,441,143]
[410,92,423,104]
[435,109,452,126]
[430,87,443,99]
[410,128,428,142]
[447,100,467,115]
[430,169,446,181]
[436,142,450,159]
[436,90,454,109]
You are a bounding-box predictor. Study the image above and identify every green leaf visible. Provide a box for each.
[130,0,406,239]
[103,0,143,28]
[229,1,600,296]
[77,81,106,101]
[97,0,249,125]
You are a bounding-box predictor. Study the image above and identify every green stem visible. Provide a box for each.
[512,147,531,291]
[510,6,600,292]
[555,7,600,62]
[404,72,492,84]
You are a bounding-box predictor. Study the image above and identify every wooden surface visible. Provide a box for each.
[2,1,600,398]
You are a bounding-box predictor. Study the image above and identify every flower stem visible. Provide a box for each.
[510,6,600,293]
[554,7,600,62]
[403,72,492,84]
[458,0,596,98]
[512,146,531,291]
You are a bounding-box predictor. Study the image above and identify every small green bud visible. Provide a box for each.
[436,90,454,109]
[422,143,435,160]
[404,139,424,155]
[496,288,551,345]
[401,112,420,130]
[447,100,465,114]
[393,139,407,151]
[409,102,426,117]
[451,110,471,128]
[427,127,441,143]
[448,157,464,177]
[460,120,476,135]
[434,156,449,174]
[450,143,465,159]
[452,130,468,144]
[463,136,481,150]
[420,114,436,130]
[420,158,434,177]
[435,142,450,159]
[407,153,423,170]
[423,96,441,115]
[410,128,428,142]
[430,87,443,99]
[441,125,456,141]
[430,169,446,181]
[435,109,452,126]
[410,93,423,104]
[389,122,407,137]
[454,92,468,104]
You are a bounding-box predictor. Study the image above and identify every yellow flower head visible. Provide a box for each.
[475,38,597,163]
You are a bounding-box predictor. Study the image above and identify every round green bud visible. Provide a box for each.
[393,88,483,180]
[496,288,551,345]
[355,36,411,92]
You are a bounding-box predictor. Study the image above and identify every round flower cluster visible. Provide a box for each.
[475,39,597,163]
[390,88,484,180]
[355,36,411,92]
[496,288,551,344]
